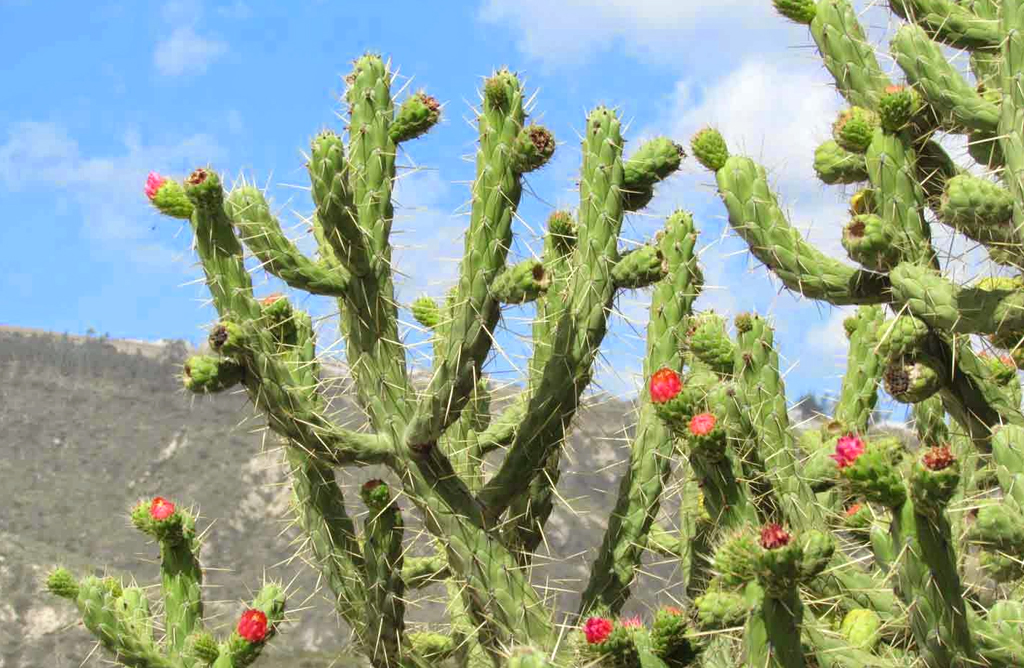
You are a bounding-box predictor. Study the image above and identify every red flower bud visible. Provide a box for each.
[688,412,716,436]
[922,445,954,471]
[583,617,614,644]
[237,609,268,643]
[149,497,175,521]
[649,368,682,404]
[759,523,791,549]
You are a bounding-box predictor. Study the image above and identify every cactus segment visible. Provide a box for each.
[390,92,441,144]
[814,140,869,184]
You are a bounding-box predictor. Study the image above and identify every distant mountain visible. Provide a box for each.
[0,327,657,667]
[0,326,915,667]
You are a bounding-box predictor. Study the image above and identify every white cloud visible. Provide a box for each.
[668,58,843,193]
[478,0,777,68]
[0,120,224,265]
[803,305,856,361]
[154,27,227,76]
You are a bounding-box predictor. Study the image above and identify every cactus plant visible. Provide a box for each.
[46,0,1024,665]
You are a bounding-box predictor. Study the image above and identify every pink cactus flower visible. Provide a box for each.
[649,368,682,404]
[149,497,175,521]
[688,412,716,436]
[145,172,167,200]
[583,617,614,644]
[620,615,643,628]
[831,434,866,469]
[237,609,268,643]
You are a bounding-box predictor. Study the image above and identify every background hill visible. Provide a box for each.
[0,325,855,667]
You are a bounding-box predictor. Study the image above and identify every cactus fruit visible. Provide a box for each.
[48,2,1024,664]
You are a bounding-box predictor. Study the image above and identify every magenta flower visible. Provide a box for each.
[145,172,168,200]
[583,617,614,644]
[831,434,866,469]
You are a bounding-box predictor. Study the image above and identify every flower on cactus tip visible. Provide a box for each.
[149,496,175,521]
[845,503,862,517]
[237,609,268,643]
[922,445,954,471]
[831,434,866,469]
[759,523,791,549]
[649,368,682,404]
[662,605,684,616]
[583,617,614,644]
[620,615,643,628]
[260,293,284,306]
[688,412,716,436]
[145,172,168,200]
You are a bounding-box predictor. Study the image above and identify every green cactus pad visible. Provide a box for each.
[832,107,879,153]
[754,528,803,597]
[840,609,881,650]
[883,355,943,403]
[687,313,735,375]
[483,68,520,109]
[359,479,393,510]
[840,441,907,508]
[970,504,1024,550]
[908,448,960,517]
[149,178,195,219]
[612,245,667,289]
[411,295,441,329]
[690,128,728,171]
[208,320,249,357]
[813,139,868,184]
[491,259,550,303]
[183,355,246,393]
[798,530,835,579]
[546,210,576,248]
[694,588,751,630]
[772,0,816,23]
[878,85,921,132]
[507,646,553,668]
[650,607,698,667]
[390,92,441,143]
[187,631,221,663]
[841,213,900,271]
[623,137,685,189]
[714,532,760,587]
[939,174,1014,231]
[511,124,556,173]
[46,567,80,599]
[877,314,930,360]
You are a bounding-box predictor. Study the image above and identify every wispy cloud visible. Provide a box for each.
[479,0,777,68]
[0,120,224,265]
[154,26,228,76]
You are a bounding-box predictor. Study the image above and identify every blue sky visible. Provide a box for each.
[1,0,969,413]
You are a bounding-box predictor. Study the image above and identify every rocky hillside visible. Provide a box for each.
[1,327,711,667]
